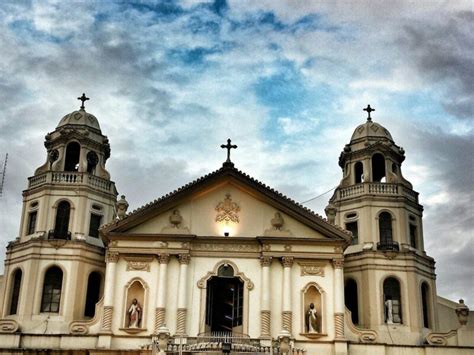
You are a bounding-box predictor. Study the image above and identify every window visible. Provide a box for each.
[379,212,393,244]
[409,224,417,249]
[354,162,364,183]
[53,201,70,239]
[64,142,80,172]
[421,282,431,328]
[345,279,359,324]
[84,272,101,318]
[383,277,402,324]
[8,269,22,315]
[372,153,386,182]
[88,213,102,238]
[27,211,37,235]
[41,266,63,313]
[345,221,358,245]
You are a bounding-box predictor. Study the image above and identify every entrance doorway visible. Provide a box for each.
[205,264,243,332]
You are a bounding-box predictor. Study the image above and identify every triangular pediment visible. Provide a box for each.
[101,165,350,243]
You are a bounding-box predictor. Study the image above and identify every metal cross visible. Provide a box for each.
[77,93,90,110]
[363,104,375,121]
[221,138,237,164]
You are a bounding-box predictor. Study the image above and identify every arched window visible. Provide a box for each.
[372,153,386,182]
[421,282,431,328]
[379,212,393,245]
[383,277,402,324]
[8,269,22,315]
[64,142,80,172]
[354,162,364,183]
[41,266,63,313]
[53,201,70,239]
[84,272,102,318]
[345,279,359,325]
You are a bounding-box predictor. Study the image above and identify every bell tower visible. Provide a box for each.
[326,106,438,344]
[1,95,117,333]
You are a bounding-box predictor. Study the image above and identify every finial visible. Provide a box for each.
[77,93,90,110]
[363,104,375,121]
[220,138,237,167]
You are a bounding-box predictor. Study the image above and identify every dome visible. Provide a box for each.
[57,109,101,130]
[350,119,393,142]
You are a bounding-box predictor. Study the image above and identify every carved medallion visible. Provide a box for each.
[215,193,240,223]
[298,262,325,277]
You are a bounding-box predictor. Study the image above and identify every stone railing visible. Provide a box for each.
[338,183,418,203]
[28,171,113,193]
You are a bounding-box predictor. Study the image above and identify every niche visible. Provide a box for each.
[301,283,324,337]
[123,279,147,331]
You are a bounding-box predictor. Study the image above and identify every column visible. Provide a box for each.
[100,250,119,333]
[281,256,294,334]
[333,258,345,339]
[176,253,190,335]
[155,253,170,333]
[260,256,272,339]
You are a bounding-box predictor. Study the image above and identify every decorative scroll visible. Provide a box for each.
[215,193,240,223]
[0,319,19,333]
[425,330,458,346]
[298,262,325,277]
[345,307,377,343]
[70,297,104,335]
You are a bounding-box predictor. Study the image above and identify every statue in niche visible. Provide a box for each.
[306,303,318,333]
[385,296,401,324]
[128,298,142,328]
[169,209,183,228]
[271,212,284,230]
[385,296,393,324]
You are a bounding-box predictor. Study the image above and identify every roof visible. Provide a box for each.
[57,109,101,131]
[101,163,351,242]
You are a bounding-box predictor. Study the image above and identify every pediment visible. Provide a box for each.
[101,166,350,243]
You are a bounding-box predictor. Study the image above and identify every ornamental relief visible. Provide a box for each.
[193,243,259,252]
[125,257,154,272]
[298,262,325,277]
[215,193,240,223]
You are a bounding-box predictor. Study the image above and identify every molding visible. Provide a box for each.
[197,259,254,290]
[193,242,259,253]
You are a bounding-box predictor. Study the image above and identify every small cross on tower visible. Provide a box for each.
[221,138,237,167]
[77,93,90,110]
[363,104,375,121]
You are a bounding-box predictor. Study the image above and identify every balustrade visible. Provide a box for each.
[28,171,112,193]
[338,183,417,202]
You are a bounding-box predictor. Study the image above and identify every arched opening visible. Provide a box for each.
[84,272,102,318]
[345,279,359,325]
[8,269,22,315]
[421,282,431,328]
[205,264,244,333]
[372,153,386,182]
[379,212,393,246]
[41,266,63,313]
[383,277,402,324]
[86,151,98,174]
[64,142,81,172]
[354,162,364,183]
[53,201,71,239]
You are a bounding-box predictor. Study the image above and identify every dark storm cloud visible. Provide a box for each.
[400,11,474,119]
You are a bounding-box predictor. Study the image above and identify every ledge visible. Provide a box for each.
[300,332,327,339]
[119,327,147,334]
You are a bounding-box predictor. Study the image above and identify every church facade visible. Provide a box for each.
[0,97,471,354]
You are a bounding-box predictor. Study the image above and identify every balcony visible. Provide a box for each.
[338,183,418,203]
[28,172,114,194]
[48,230,72,240]
[377,241,400,251]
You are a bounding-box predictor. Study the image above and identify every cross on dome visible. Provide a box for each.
[221,138,237,167]
[363,104,375,121]
[77,93,90,110]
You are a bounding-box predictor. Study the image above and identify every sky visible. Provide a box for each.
[0,1,472,305]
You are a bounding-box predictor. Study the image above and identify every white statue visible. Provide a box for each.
[306,303,318,333]
[128,298,142,328]
[385,297,394,324]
